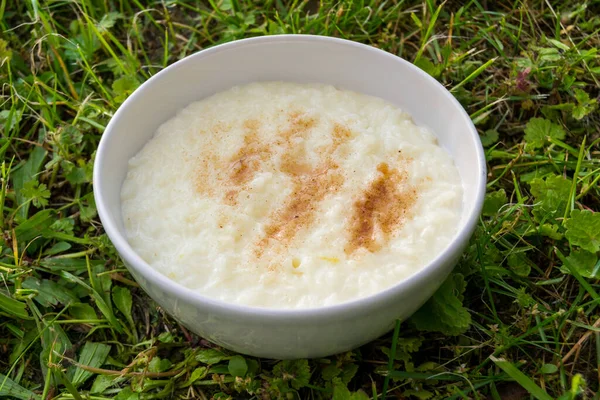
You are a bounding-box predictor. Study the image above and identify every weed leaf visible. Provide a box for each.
[12,145,47,219]
[524,118,565,149]
[565,210,600,252]
[228,355,248,377]
[0,373,40,400]
[70,342,111,387]
[410,274,470,335]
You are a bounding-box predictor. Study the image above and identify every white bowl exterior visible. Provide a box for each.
[94,35,486,359]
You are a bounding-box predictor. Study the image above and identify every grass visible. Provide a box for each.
[1,0,599,398]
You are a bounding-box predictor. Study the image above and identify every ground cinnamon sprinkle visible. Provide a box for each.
[197,119,273,205]
[280,111,317,140]
[196,111,418,264]
[254,113,348,261]
[345,162,417,255]
[256,166,344,260]
[227,120,271,185]
[332,123,352,146]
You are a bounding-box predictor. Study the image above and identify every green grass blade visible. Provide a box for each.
[58,271,123,333]
[0,373,40,400]
[414,1,446,62]
[490,356,553,400]
[386,371,466,381]
[112,286,135,334]
[563,136,586,222]
[380,319,401,399]
[450,57,498,93]
[555,247,600,302]
[70,342,112,387]
[11,145,47,219]
[0,291,29,319]
[13,209,55,244]
[54,367,83,400]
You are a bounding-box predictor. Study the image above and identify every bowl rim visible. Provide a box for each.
[94,34,486,321]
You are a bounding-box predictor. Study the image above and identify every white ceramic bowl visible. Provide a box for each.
[94,35,485,359]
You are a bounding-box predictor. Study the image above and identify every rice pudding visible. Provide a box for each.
[121,82,463,309]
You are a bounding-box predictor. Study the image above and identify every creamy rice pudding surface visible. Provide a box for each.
[121,82,463,309]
